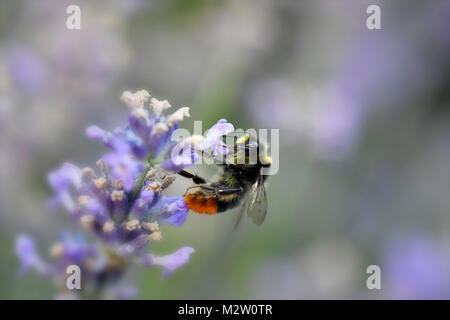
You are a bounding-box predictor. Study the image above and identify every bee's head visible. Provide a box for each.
[233,134,271,168]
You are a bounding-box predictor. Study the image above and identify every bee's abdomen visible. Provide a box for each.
[185,191,218,214]
[217,193,241,212]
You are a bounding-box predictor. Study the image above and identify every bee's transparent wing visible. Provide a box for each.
[233,193,249,230]
[247,173,268,226]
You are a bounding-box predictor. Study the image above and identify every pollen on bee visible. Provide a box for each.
[185,192,218,214]
[236,134,250,144]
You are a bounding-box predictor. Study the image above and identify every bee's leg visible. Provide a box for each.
[215,187,244,197]
[198,185,244,197]
[177,170,207,184]
[184,185,217,198]
[193,175,207,184]
[177,169,195,179]
[184,185,211,197]
[196,185,242,200]
[185,185,201,192]
[216,187,244,195]
[198,185,218,194]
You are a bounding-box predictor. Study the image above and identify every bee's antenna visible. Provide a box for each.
[177,170,195,179]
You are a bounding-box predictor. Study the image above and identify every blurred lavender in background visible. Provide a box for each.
[383,234,450,299]
[1,0,450,299]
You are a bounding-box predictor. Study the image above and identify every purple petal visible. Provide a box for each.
[60,234,96,264]
[86,125,108,141]
[146,123,177,157]
[47,163,82,191]
[154,196,189,227]
[211,141,229,157]
[128,112,150,142]
[118,233,149,256]
[103,140,142,191]
[124,129,146,158]
[109,137,131,154]
[161,143,198,172]
[201,119,234,151]
[144,247,195,278]
[15,235,49,276]
[130,189,155,218]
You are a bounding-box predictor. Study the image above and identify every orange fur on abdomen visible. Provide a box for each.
[185,192,218,214]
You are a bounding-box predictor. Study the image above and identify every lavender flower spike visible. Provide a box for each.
[15,89,236,299]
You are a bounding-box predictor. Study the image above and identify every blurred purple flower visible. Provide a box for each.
[47,162,83,212]
[85,125,110,142]
[383,235,450,299]
[143,247,195,278]
[15,235,49,277]
[58,233,96,265]
[311,91,362,160]
[9,48,46,94]
[48,162,82,191]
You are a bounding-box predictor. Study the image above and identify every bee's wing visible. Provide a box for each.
[233,193,249,230]
[247,173,268,226]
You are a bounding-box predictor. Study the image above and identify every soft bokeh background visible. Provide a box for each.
[1,0,450,299]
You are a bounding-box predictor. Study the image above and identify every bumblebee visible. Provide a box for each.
[178,134,272,228]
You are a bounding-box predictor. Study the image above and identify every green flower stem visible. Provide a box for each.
[128,165,152,207]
